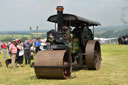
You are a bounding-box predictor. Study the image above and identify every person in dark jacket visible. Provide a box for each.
[23,40,32,64]
[17,40,24,68]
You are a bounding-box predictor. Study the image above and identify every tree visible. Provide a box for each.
[1,37,14,42]
[20,37,28,42]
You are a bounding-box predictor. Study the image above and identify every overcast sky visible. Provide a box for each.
[0,0,128,31]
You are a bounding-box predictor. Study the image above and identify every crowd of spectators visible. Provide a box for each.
[0,38,42,68]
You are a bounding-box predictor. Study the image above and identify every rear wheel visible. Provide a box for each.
[85,40,102,70]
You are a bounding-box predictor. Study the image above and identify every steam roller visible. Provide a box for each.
[33,6,102,79]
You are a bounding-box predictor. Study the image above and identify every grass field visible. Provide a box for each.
[0,34,31,40]
[0,44,128,85]
[0,33,46,41]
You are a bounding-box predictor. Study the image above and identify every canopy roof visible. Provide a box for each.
[47,14,101,26]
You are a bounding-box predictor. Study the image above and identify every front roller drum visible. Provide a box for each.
[34,50,72,79]
[85,40,102,70]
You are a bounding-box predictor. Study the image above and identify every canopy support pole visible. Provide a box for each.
[55,23,57,31]
[93,26,94,39]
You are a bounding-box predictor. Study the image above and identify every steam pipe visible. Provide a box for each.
[56,6,64,32]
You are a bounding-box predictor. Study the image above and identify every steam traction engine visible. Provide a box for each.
[33,6,102,79]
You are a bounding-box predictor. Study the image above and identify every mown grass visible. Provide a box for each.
[0,44,128,85]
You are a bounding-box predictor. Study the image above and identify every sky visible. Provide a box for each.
[0,0,128,31]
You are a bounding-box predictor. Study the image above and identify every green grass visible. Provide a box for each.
[0,33,45,41]
[0,44,128,85]
[0,34,31,40]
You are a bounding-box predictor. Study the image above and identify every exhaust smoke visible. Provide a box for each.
[121,0,128,24]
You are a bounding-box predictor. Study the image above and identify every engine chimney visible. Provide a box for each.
[56,6,64,32]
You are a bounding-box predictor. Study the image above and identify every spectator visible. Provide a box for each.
[17,40,24,68]
[30,44,34,60]
[23,40,32,64]
[0,42,2,54]
[1,42,7,59]
[9,40,17,69]
[15,39,19,46]
[125,38,128,45]
[7,42,11,57]
[15,39,20,60]
[0,60,2,67]
[35,38,41,53]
